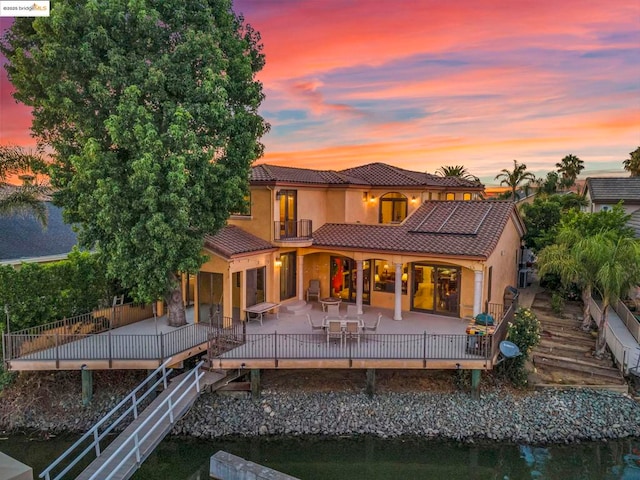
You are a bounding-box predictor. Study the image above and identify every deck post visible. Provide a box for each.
[81,365,93,406]
[365,368,376,397]
[470,369,481,400]
[250,369,261,400]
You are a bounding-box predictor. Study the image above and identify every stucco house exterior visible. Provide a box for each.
[186,162,524,327]
[582,177,640,237]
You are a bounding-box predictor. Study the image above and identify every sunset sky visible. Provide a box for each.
[1,0,639,185]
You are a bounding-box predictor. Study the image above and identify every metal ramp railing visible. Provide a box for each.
[39,359,175,480]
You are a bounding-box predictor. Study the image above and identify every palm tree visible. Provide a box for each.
[555,154,584,191]
[495,160,535,201]
[435,165,479,182]
[623,147,640,177]
[0,145,49,226]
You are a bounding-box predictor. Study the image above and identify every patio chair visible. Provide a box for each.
[306,313,324,332]
[346,304,360,319]
[306,279,321,302]
[345,320,360,345]
[326,320,344,345]
[326,304,340,317]
[363,313,382,332]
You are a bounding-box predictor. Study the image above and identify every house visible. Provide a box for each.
[582,177,640,237]
[187,162,524,326]
[0,201,78,267]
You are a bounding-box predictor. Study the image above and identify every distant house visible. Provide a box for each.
[0,202,78,266]
[582,177,640,237]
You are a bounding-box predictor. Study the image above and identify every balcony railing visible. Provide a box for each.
[274,219,312,241]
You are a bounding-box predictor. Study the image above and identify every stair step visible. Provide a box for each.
[533,354,623,381]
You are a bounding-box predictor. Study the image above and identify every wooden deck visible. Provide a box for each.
[3,303,512,372]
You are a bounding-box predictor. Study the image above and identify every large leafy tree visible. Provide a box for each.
[495,160,535,201]
[0,145,49,226]
[623,146,640,177]
[1,0,268,326]
[435,165,479,182]
[555,154,584,191]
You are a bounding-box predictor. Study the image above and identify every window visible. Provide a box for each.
[463,192,472,201]
[231,193,251,216]
[279,190,297,238]
[373,260,407,294]
[445,193,455,201]
[379,192,408,223]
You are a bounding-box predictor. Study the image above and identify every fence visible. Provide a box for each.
[4,323,217,366]
[590,297,632,373]
[613,298,640,343]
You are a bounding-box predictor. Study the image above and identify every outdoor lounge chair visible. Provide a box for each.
[363,313,382,332]
[326,320,343,345]
[306,279,321,302]
[307,313,324,332]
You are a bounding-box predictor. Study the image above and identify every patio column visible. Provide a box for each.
[356,260,364,315]
[473,270,484,317]
[393,262,403,321]
[298,255,304,301]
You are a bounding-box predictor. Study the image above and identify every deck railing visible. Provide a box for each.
[3,322,217,366]
[274,219,312,240]
[613,297,640,343]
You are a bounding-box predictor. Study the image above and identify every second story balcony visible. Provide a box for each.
[274,219,313,246]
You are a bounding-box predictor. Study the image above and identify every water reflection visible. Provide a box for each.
[2,435,639,480]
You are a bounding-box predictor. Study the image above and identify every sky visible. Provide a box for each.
[1,0,639,185]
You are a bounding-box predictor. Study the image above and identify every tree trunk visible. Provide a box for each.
[594,302,609,358]
[580,285,593,331]
[166,273,187,327]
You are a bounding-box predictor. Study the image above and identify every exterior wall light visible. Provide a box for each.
[274,258,283,267]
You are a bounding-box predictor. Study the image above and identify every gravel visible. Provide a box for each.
[174,388,640,444]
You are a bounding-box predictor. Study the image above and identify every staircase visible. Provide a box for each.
[529,292,627,393]
[41,360,236,480]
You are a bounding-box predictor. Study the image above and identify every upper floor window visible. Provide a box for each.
[231,193,251,216]
[445,193,455,201]
[463,192,472,201]
[379,192,408,223]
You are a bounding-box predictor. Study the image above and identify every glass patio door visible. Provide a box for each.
[330,256,370,304]
[412,264,460,316]
[279,190,297,238]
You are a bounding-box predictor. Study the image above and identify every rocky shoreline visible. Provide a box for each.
[3,381,640,445]
[172,387,640,445]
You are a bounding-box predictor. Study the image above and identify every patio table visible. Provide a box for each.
[320,297,342,312]
[245,302,280,326]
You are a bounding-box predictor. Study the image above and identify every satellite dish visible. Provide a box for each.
[500,340,521,358]
[495,340,522,365]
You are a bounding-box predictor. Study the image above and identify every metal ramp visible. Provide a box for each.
[40,359,230,480]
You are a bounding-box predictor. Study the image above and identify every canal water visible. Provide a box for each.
[2,434,640,479]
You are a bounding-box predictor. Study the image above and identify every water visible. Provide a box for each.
[2,434,640,479]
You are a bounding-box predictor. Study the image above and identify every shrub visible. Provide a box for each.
[551,292,565,316]
[497,307,541,388]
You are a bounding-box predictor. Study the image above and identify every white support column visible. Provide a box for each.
[298,254,304,301]
[473,270,484,317]
[393,263,403,321]
[356,260,364,314]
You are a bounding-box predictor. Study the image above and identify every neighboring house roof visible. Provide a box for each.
[204,225,277,259]
[0,202,78,262]
[251,162,482,189]
[583,177,640,204]
[312,201,521,259]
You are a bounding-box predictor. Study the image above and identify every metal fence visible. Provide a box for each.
[614,297,640,343]
[274,219,312,240]
[4,323,217,366]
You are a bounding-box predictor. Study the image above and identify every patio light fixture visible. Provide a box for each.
[369,195,376,202]
[274,257,283,267]
[411,195,417,203]
[363,192,369,202]
[275,190,281,200]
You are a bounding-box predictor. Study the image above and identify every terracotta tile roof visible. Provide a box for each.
[251,162,481,189]
[312,201,518,258]
[584,177,640,204]
[204,225,276,259]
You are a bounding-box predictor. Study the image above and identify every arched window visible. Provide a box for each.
[379,192,408,223]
